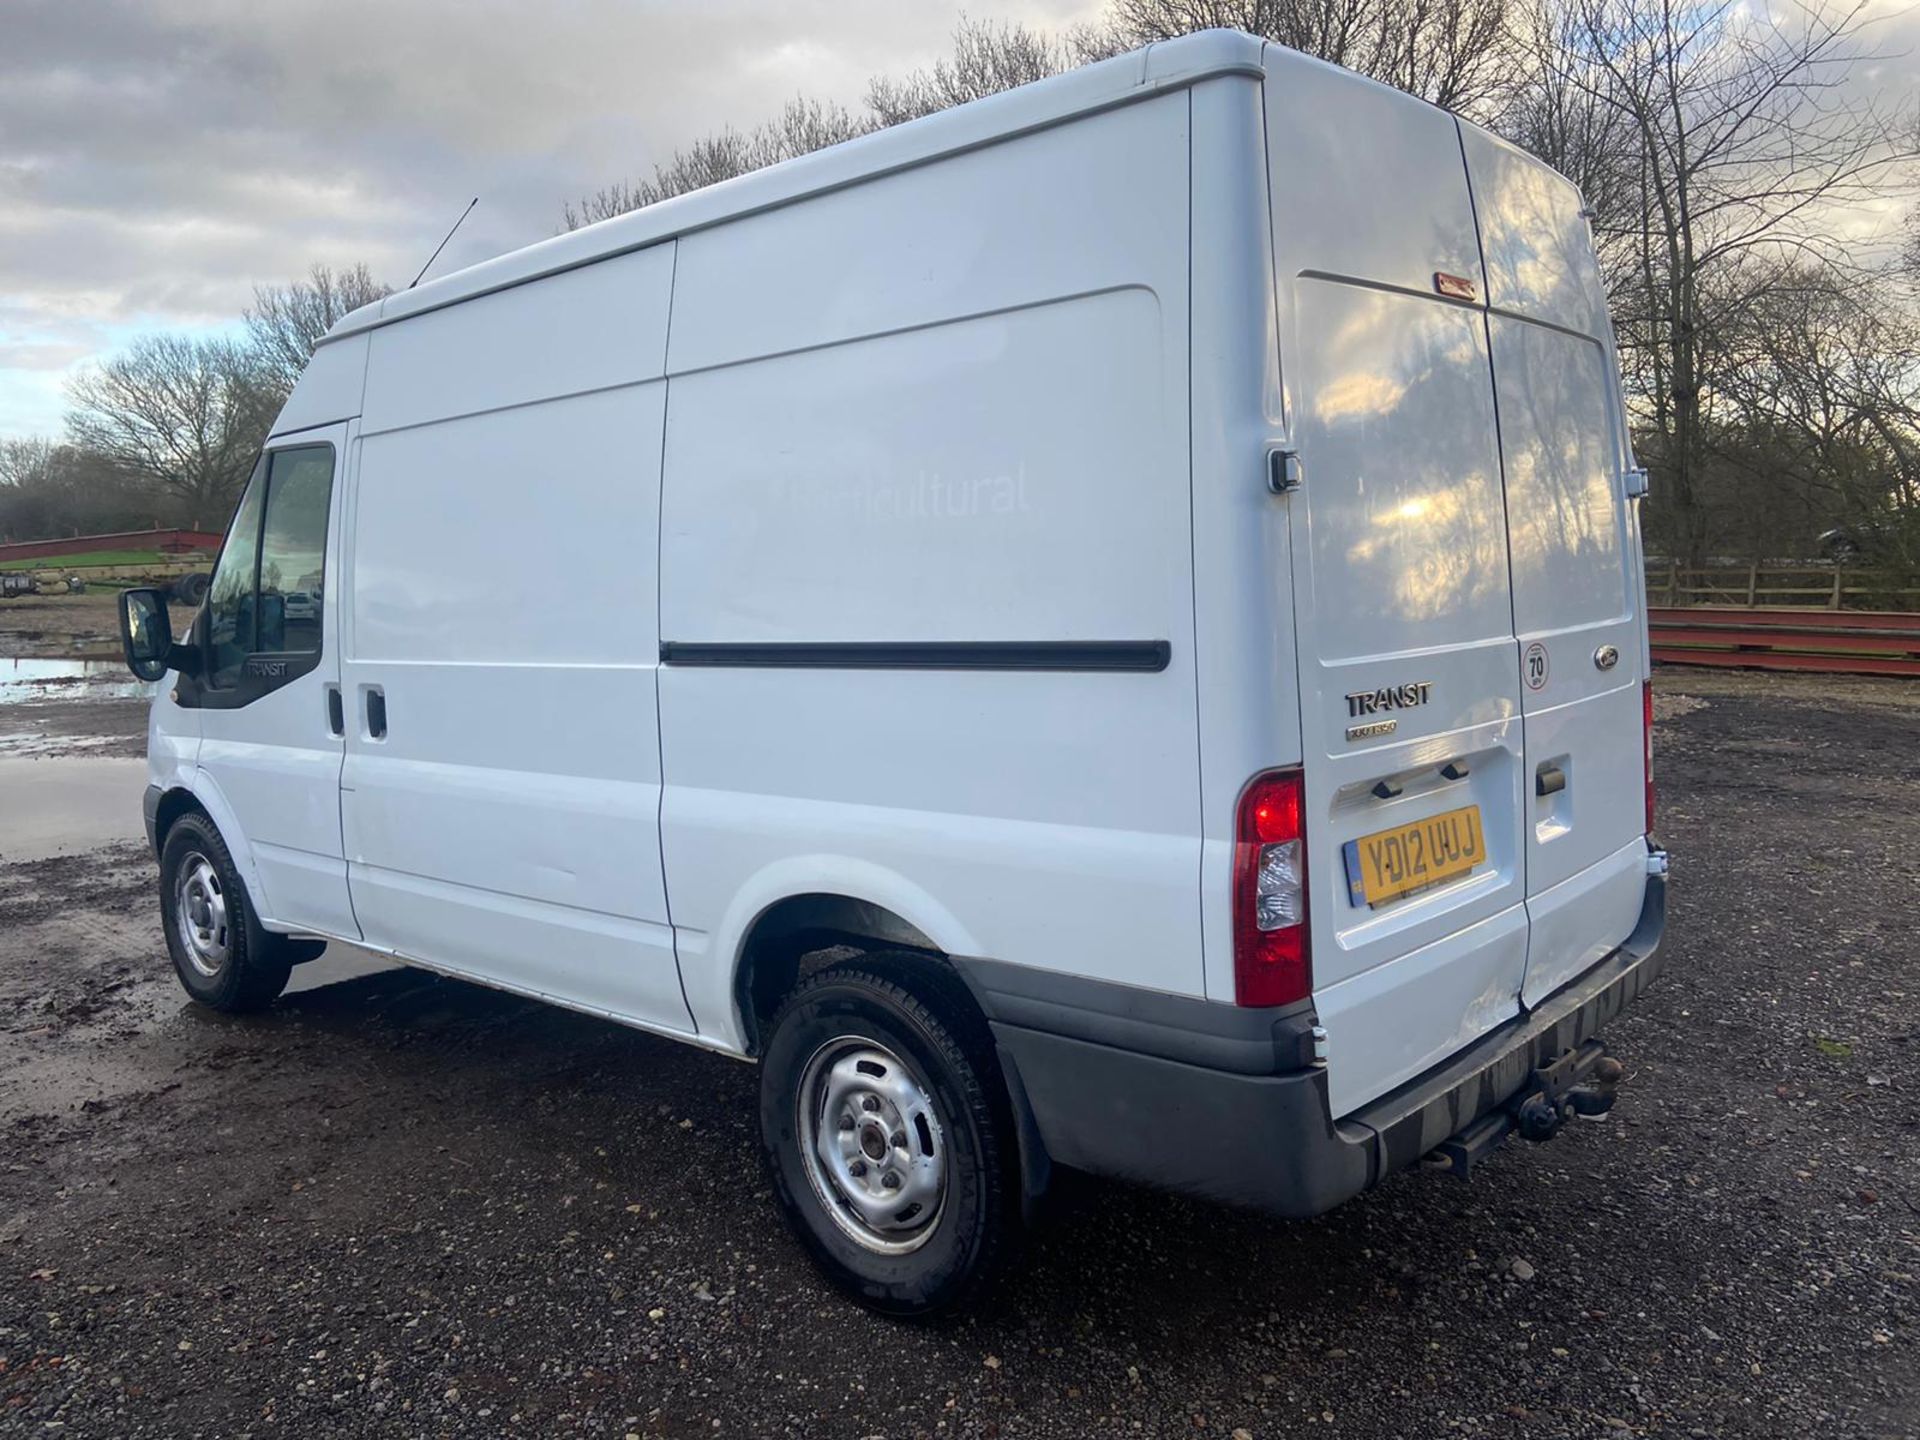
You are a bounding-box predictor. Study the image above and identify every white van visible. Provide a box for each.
[117,30,1667,1313]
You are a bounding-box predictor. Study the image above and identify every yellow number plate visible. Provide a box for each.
[1343,804,1486,907]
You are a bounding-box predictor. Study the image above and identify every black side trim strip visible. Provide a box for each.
[658,640,1171,672]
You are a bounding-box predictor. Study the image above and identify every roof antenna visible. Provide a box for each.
[410,197,479,289]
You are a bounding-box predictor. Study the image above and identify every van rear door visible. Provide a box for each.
[1460,127,1651,1006]
[1263,56,1531,1117]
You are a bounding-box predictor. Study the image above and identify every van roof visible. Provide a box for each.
[324,29,1285,345]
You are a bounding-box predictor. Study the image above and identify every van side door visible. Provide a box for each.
[185,422,358,941]
[335,250,693,1035]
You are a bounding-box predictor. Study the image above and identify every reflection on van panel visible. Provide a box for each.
[125,30,1665,1314]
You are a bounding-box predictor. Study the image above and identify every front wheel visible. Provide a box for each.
[758,956,1020,1316]
[158,813,292,1012]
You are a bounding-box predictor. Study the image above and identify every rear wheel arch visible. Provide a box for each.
[734,892,954,1057]
[733,895,1054,1221]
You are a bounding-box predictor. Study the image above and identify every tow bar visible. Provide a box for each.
[1425,1039,1624,1179]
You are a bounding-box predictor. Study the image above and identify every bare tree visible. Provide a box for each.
[867,17,1070,126]
[1087,0,1516,113]
[565,19,1072,228]
[1711,264,1920,568]
[1497,0,1640,254]
[0,437,165,540]
[1530,0,1915,564]
[65,335,276,529]
[564,97,871,229]
[245,263,391,396]
[0,437,60,493]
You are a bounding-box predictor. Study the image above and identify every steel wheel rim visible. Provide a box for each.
[796,1036,948,1255]
[174,852,230,978]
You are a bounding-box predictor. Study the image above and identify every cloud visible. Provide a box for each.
[0,0,1102,436]
[3,0,1909,439]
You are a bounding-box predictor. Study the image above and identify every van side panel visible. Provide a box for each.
[340,245,694,1034]
[658,95,1201,1040]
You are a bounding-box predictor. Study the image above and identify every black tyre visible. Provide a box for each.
[758,954,1020,1316]
[157,813,292,1012]
[172,572,209,606]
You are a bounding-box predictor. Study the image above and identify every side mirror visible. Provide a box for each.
[118,587,176,682]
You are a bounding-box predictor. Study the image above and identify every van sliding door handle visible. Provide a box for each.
[365,687,387,740]
[325,686,344,737]
[1535,764,1566,797]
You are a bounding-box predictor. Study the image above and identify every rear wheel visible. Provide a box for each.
[158,813,292,1012]
[758,955,1019,1316]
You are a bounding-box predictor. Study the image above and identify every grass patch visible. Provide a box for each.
[0,549,172,571]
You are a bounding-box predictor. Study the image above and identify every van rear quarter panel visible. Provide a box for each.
[657,93,1203,1041]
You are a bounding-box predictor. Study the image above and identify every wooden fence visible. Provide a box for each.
[1646,561,1920,611]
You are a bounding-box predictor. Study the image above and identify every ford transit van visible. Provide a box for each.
[117,30,1668,1314]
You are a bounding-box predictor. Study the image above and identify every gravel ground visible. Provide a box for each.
[0,669,1914,1438]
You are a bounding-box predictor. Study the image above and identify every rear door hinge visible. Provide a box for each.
[1268,448,1303,495]
[1624,466,1650,499]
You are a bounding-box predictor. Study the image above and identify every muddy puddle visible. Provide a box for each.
[0,843,398,1125]
[0,656,152,760]
[0,656,152,705]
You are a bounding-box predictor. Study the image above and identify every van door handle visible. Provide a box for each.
[1536,763,1566,797]
[325,685,344,737]
[365,687,387,740]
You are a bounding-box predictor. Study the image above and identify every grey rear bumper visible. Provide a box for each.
[960,872,1667,1218]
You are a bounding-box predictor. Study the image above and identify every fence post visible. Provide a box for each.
[1831,569,1844,610]
[1746,562,1758,607]
[1669,558,1681,607]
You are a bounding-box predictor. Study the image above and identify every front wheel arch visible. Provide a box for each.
[151,786,208,856]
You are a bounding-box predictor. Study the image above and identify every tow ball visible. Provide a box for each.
[1427,1041,1623,1178]
[1516,1051,1624,1140]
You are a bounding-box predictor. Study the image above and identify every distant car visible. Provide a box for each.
[1815,525,1894,564]
[282,591,317,621]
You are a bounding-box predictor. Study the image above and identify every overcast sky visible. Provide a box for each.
[4,0,1913,442]
[0,0,1101,438]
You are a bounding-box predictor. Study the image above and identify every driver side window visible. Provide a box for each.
[205,460,266,690]
[204,444,335,691]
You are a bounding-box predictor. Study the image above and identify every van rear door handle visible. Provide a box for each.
[1536,763,1566,797]
[365,686,387,740]
[325,685,344,737]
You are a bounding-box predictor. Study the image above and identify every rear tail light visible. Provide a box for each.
[1233,769,1309,1007]
[1642,679,1656,836]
